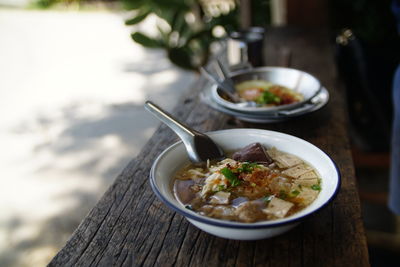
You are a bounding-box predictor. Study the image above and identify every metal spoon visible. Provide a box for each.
[200,67,257,108]
[144,101,225,163]
[200,67,239,101]
[215,59,235,90]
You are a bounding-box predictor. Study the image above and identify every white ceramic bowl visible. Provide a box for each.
[211,67,322,114]
[150,129,340,240]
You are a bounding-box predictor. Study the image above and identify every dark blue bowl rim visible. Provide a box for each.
[149,129,342,230]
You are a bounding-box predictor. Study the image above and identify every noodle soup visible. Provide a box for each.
[235,80,303,107]
[173,143,321,223]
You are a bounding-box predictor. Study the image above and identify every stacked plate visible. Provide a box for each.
[200,66,329,123]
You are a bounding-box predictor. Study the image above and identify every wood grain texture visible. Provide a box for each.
[49,28,370,267]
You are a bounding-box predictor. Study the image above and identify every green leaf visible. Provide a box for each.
[170,10,185,32]
[187,29,213,43]
[122,0,147,10]
[220,167,241,187]
[131,32,163,48]
[168,47,195,70]
[156,0,190,10]
[125,11,150,25]
[33,0,56,9]
[156,25,170,45]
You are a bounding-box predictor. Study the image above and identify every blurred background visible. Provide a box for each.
[0,0,399,266]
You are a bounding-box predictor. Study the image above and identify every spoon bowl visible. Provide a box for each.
[144,101,225,163]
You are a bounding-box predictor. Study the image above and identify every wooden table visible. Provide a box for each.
[49,28,370,266]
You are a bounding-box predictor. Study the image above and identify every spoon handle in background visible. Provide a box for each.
[200,67,241,102]
[216,59,235,88]
[144,101,197,140]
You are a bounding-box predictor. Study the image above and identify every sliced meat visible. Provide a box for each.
[298,171,319,179]
[294,171,319,186]
[209,191,231,204]
[174,179,196,203]
[282,164,313,178]
[296,187,319,206]
[267,147,302,168]
[268,176,292,195]
[235,201,266,223]
[199,205,236,220]
[240,87,264,101]
[262,197,294,218]
[232,143,272,164]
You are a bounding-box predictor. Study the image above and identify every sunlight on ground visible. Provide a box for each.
[0,9,195,267]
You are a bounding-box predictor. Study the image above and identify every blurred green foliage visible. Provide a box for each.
[34,0,57,8]
[32,0,82,8]
[123,0,240,71]
[32,0,271,71]
[31,0,116,9]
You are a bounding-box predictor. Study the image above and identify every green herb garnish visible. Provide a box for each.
[237,162,259,173]
[279,190,288,200]
[257,90,281,104]
[221,167,241,187]
[185,205,193,211]
[263,193,273,203]
[311,184,321,191]
[217,184,226,191]
[290,190,300,197]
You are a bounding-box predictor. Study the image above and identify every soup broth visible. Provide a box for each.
[173,143,321,223]
[235,80,303,107]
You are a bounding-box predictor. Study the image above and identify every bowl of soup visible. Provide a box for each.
[150,129,340,240]
[210,67,322,114]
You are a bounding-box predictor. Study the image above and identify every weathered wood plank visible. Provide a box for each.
[49,27,369,267]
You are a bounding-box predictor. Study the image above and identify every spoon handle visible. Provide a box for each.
[216,59,235,88]
[144,101,196,140]
[200,67,241,102]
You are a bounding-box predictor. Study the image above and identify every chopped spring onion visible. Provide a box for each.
[257,90,281,104]
[221,167,241,187]
[311,184,321,191]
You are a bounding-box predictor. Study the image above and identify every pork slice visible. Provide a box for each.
[296,187,319,206]
[209,206,236,220]
[210,191,231,204]
[268,176,292,195]
[294,171,319,186]
[262,197,294,218]
[282,164,313,178]
[267,147,302,168]
[298,171,319,179]
[232,143,272,164]
[235,201,266,223]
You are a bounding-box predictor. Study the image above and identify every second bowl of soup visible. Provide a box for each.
[210,67,322,113]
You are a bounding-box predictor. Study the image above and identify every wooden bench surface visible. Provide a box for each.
[49,27,370,267]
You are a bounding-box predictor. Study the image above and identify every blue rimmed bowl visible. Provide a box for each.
[150,129,340,240]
